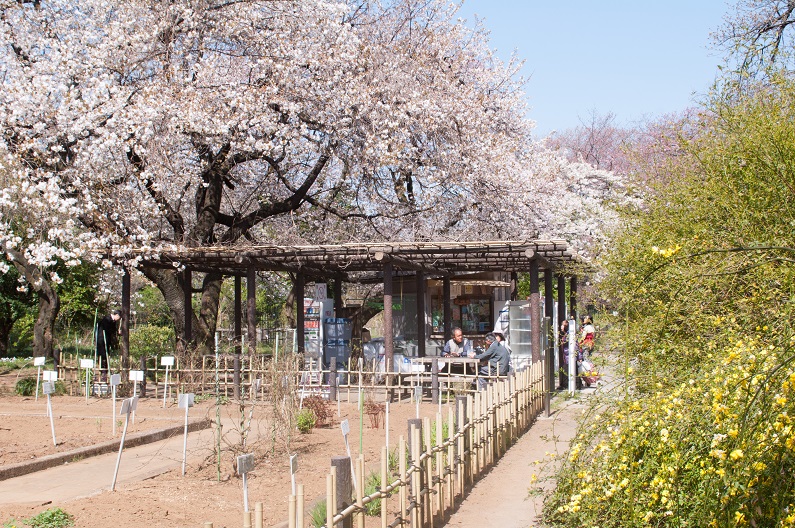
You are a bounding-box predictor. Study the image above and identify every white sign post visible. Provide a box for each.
[237,453,255,512]
[289,454,298,495]
[161,356,175,407]
[42,371,57,417]
[34,357,45,401]
[111,396,138,491]
[568,319,577,395]
[178,393,195,476]
[129,370,144,424]
[110,374,121,435]
[80,358,94,403]
[340,419,358,493]
[43,381,56,446]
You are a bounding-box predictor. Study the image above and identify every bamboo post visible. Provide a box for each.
[381,446,389,528]
[332,467,338,528]
[356,456,365,528]
[423,416,433,528]
[435,411,443,520]
[243,510,252,528]
[410,424,422,528]
[204,523,213,528]
[255,502,264,528]
[288,494,296,528]
[468,393,476,481]
[327,473,334,528]
[447,406,455,511]
[455,396,465,495]
[472,391,481,476]
[297,484,304,528]
[399,436,407,528]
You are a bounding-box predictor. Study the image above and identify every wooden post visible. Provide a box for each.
[247,266,257,356]
[416,272,426,357]
[234,275,242,400]
[139,355,147,397]
[288,494,296,528]
[331,456,352,528]
[570,276,578,320]
[183,269,192,353]
[327,473,334,528]
[296,273,305,355]
[431,358,439,405]
[330,357,338,401]
[442,277,451,344]
[233,354,241,401]
[384,261,394,395]
[530,259,541,363]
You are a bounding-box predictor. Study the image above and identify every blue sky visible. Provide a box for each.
[456,1,733,137]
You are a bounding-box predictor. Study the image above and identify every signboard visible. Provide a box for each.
[110,374,121,387]
[340,419,350,436]
[178,393,195,409]
[43,370,57,381]
[315,283,327,301]
[120,396,139,414]
[80,358,94,369]
[42,381,55,395]
[161,356,175,367]
[34,357,46,367]
[237,453,255,475]
[129,370,144,382]
[290,454,298,475]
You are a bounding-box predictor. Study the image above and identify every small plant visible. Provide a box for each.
[3,508,74,528]
[364,399,385,429]
[14,377,37,396]
[363,470,392,516]
[302,395,332,427]
[296,408,316,434]
[308,499,326,528]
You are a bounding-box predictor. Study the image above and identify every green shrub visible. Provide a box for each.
[364,471,383,516]
[296,408,316,433]
[129,325,174,362]
[14,377,37,396]
[3,507,74,528]
[308,499,326,528]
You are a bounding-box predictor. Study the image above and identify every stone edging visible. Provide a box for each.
[0,418,212,481]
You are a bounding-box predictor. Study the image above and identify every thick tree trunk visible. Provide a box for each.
[0,316,12,357]
[34,288,59,359]
[140,267,220,356]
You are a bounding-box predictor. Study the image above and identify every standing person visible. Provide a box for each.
[96,310,121,381]
[443,327,472,357]
[580,316,596,359]
[468,333,510,389]
[557,319,569,390]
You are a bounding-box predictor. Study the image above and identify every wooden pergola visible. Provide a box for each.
[118,239,585,399]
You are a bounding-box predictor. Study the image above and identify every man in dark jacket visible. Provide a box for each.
[96,310,121,380]
[469,332,510,389]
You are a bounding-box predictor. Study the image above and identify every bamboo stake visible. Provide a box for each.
[297,484,304,528]
[399,435,407,528]
[255,502,264,528]
[381,446,389,528]
[435,411,443,520]
[466,393,474,485]
[332,466,338,528]
[326,473,334,528]
[423,416,433,528]
[288,494,296,528]
[456,400,464,498]
[243,510,252,528]
[410,425,421,528]
[447,406,454,512]
[356,456,365,528]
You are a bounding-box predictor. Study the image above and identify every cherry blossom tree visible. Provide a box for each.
[1,0,541,353]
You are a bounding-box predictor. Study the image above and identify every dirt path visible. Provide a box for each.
[443,390,589,528]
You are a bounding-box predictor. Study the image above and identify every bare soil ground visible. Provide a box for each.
[0,370,462,528]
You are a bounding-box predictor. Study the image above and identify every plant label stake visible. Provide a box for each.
[80,358,94,403]
[34,356,45,401]
[111,396,138,491]
[161,355,175,407]
[568,318,577,395]
[178,393,195,475]
[129,370,144,424]
[289,454,298,495]
[111,374,121,435]
[43,381,56,446]
[42,370,57,417]
[340,419,358,493]
[359,387,364,454]
[415,385,422,419]
[237,453,255,512]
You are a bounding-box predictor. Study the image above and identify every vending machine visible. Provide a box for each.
[303,298,333,358]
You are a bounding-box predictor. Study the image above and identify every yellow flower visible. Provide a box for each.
[730,449,744,461]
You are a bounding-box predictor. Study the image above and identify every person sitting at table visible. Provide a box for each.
[443,327,472,357]
[468,332,510,389]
